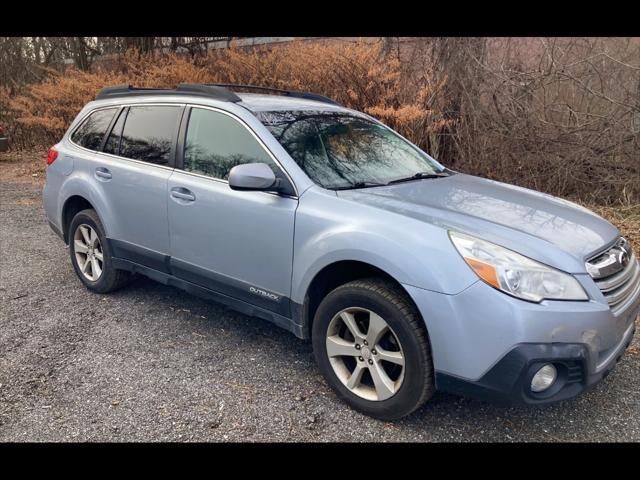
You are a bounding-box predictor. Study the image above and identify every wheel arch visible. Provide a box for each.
[61,195,95,244]
[297,259,425,341]
[58,173,116,244]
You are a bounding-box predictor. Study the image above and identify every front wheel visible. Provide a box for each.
[312,278,434,420]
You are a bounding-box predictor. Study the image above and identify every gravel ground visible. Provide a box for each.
[1,176,639,442]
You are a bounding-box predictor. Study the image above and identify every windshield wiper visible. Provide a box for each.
[386,171,450,185]
[332,181,387,190]
[332,171,450,190]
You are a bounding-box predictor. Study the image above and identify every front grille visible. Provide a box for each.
[587,237,640,314]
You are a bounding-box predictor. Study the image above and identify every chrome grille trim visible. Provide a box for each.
[588,237,640,314]
[597,253,637,292]
[603,261,639,309]
[586,237,632,279]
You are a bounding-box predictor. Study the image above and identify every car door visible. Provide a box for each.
[167,106,298,316]
[91,104,183,270]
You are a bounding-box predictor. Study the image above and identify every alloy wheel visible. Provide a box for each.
[73,224,104,282]
[326,307,405,401]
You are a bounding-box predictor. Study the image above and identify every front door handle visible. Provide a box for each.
[95,167,112,181]
[170,187,196,202]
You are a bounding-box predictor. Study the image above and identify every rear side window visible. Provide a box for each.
[103,109,126,155]
[119,105,182,165]
[183,107,277,180]
[71,108,117,151]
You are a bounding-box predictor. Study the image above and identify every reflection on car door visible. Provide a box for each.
[97,105,183,271]
[167,106,298,316]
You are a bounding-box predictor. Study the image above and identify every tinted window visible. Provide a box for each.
[119,106,181,165]
[184,108,277,180]
[257,110,445,189]
[103,109,126,155]
[71,108,117,151]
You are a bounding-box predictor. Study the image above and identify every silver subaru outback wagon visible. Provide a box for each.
[43,83,640,419]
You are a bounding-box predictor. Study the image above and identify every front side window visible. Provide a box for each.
[257,110,446,189]
[184,107,278,180]
[71,108,117,151]
[119,105,182,165]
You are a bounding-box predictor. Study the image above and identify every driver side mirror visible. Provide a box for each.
[228,163,284,193]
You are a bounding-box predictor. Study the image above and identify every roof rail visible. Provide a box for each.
[95,83,242,102]
[208,84,341,106]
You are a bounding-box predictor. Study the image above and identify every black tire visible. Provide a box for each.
[68,208,131,293]
[312,277,434,420]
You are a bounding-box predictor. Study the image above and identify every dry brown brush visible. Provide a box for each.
[1,38,638,205]
[433,37,640,205]
[2,41,449,152]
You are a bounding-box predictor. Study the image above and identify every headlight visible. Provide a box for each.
[449,231,588,302]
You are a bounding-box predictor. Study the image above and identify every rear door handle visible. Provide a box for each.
[170,187,196,202]
[95,167,112,181]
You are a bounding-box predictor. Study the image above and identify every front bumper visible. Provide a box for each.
[403,268,640,405]
[435,325,635,405]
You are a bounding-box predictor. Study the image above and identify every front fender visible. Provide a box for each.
[291,188,479,304]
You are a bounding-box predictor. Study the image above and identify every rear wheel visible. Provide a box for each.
[68,209,131,293]
[312,278,434,420]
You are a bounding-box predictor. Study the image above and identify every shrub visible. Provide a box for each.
[2,38,638,205]
[440,37,640,205]
[3,41,450,154]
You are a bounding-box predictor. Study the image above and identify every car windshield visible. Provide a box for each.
[256,110,447,190]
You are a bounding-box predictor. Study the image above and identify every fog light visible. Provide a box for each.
[531,364,557,392]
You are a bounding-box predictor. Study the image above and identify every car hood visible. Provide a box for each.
[337,173,619,262]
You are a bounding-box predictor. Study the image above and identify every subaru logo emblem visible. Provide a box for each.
[586,237,633,279]
[617,247,630,268]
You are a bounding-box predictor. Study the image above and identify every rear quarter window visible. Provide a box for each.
[70,108,118,151]
[103,109,126,155]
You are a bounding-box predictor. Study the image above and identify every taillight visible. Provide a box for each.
[47,146,58,166]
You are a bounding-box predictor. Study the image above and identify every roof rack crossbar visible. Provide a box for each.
[208,84,341,106]
[95,84,242,103]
